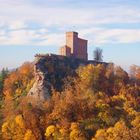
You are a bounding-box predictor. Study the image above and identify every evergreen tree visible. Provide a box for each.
[0,68,8,96]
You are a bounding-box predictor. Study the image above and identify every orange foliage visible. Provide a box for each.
[3,62,34,98]
[1,63,140,140]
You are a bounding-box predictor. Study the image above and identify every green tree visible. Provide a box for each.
[0,68,8,97]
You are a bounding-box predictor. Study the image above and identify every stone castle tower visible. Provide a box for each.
[59,32,88,60]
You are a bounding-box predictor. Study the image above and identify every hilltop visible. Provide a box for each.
[28,54,108,101]
[0,31,140,139]
[1,56,140,139]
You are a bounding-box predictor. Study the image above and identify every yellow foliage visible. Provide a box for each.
[2,63,140,140]
[45,125,56,137]
[59,128,69,138]
[2,121,13,139]
[3,62,34,98]
[70,122,79,130]
[15,115,25,128]
[2,115,27,140]
[70,122,86,140]
[131,116,140,128]
[24,129,36,140]
[93,120,131,140]
[1,122,9,133]
[70,129,80,140]
[93,129,107,140]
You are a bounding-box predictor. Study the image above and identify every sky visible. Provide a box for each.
[0,0,140,71]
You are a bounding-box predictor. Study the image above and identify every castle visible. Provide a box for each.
[59,32,88,61]
[28,31,108,101]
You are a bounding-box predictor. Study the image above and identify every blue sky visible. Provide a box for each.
[0,0,140,71]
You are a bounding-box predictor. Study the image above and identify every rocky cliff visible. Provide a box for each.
[28,54,108,101]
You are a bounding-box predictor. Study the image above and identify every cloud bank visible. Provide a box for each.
[0,0,140,46]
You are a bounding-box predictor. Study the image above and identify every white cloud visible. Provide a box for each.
[0,1,140,46]
[81,28,140,46]
[0,30,29,45]
[0,28,65,46]
[0,1,140,26]
[36,33,65,46]
[9,21,27,30]
[0,27,140,46]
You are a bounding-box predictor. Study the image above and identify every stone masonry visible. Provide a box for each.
[59,32,88,61]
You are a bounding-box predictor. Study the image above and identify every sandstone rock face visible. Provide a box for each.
[27,54,109,101]
[28,56,51,101]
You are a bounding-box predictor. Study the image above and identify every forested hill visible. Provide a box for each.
[0,55,140,140]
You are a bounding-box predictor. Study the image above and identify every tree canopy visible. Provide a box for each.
[0,62,140,140]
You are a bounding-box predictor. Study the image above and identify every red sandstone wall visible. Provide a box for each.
[66,46,71,56]
[59,45,71,56]
[59,46,66,56]
[77,38,88,60]
[60,32,88,61]
[66,32,78,54]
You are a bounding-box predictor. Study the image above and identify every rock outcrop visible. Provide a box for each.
[28,55,51,101]
[28,54,108,101]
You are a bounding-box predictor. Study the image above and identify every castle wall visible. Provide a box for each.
[76,38,87,60]
[59,46,66,56]
[59,45,71,56]
[66,32,78,54]
[60,31,88,61]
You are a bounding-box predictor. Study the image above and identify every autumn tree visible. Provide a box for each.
[1,59,140,140]
[2,114,34,140]
[77,64,107,92]
[3,62,34,99]
[130,65,140,85]
[93,120,132,140]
